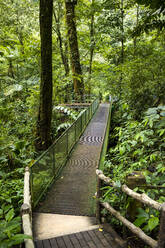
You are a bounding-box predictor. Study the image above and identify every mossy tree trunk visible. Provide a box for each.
[65,0,84,100]
[36,0,53,150]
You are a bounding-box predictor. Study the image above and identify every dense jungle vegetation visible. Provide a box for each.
[0,0,164,247]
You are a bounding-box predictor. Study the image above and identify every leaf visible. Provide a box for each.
[5,209,14,222]
[4,223,20,233]
[0,209,3,217]
[4,84,23,96]
[15,141,26,151]
[10,234,32,240]
[158,129,165,136]
[145,108,157,116]
[119,146,125,155]
[134,217,146,227]
[114,181,121,188]
[148,217,159,231]
[7,234,32,247]
[136,208,149,219]
[160,111,165,117]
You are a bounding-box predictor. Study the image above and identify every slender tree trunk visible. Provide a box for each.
[121,0,124,64]
[53,9,70,76]
[36,0,53,150]
[134,4,139,56]
[88,0,95,95]
[119,0,124,97]
[65,0,84,100]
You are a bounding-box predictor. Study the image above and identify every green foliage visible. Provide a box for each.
[0,205,31,247]
[54,106,78,121]
[136,0,165,12]
[102,101,165,237]
[134,208,159,232]
[0,0,165,245]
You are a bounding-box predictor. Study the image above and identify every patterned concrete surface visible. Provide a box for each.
[35,103,110,216]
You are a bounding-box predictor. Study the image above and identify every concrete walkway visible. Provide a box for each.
[33,104,115,244]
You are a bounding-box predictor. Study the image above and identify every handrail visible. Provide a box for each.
[21,167,34,248]
[96,170,165,248]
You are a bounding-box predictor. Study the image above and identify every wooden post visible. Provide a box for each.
[75,122,77,143]
[80,114,82,133]
[66,131,68,155]
[96,176,101,224]
[126,171,146,189]
[157,203,165,248]
[52,147,55,175]
[21,167,35,248]
[85,109,86,125]
[24,167,31,206]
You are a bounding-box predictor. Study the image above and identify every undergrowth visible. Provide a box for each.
[101,101,165,247]
[0,92,82,247]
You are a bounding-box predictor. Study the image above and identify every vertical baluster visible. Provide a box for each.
[52,146,55,176]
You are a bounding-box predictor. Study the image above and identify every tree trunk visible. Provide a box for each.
[134,4,139,56]
[88,0,95,95]
[121,0,124,64]
[65,0,84,100]
[36,0,53,150]
[53,9,70,76]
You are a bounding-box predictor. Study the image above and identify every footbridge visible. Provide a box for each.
[21,99,126,248]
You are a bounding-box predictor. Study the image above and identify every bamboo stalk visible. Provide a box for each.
[101,202,157,248]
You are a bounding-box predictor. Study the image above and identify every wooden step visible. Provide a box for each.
[35,227,126,248]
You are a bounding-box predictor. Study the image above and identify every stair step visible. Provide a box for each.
[33,213,99,240]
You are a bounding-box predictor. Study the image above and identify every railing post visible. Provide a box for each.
[157,203,165,248]
[80,114,82,133]
[85,109,86,125]
[90,104,91,116]
[53,146,55,175]
[66,131,68,155]
[75,122,77,143]
[30,168,33,208]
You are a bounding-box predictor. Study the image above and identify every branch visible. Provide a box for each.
[122,184,162,211]
[101,202,157,248]
[96,170,162,211]
[96,169,115,186]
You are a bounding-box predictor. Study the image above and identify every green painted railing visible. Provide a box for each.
[30,98,99,208]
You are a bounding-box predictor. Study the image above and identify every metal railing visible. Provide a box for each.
[30,98,99,208]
